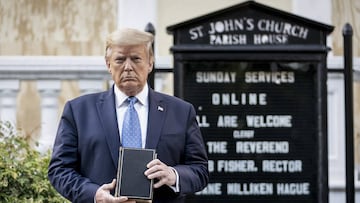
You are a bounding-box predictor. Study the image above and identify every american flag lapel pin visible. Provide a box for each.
[157,106,164,112]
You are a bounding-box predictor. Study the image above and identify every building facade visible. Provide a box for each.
[0,0,359,202]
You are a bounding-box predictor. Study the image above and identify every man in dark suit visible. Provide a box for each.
[48,28,209,203]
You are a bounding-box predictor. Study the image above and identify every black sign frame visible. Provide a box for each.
[173,52,328,203]
[166,1,333,202]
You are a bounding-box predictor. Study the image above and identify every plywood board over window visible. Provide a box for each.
[332,0,360,57]
[0,0,117,55]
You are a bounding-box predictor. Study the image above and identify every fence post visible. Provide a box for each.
[343,22,354,203]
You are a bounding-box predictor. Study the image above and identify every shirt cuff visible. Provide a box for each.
[168,167,180,193]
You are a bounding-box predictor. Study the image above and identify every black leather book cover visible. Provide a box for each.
[115,147,156,201]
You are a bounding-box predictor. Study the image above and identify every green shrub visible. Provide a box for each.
[0,121,69,203]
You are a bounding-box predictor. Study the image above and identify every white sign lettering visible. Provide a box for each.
[233,130,254,139]
[227,183,273,195]
[207,141,228,154]
[196,115,210,127]
[188,17,310,45]
[245,71,295,84]
[257,19,309,39]
[217,115,238,127]
[236,141,289,154]
[196,71,236,83]
[189,25,204,40]
[217,160,258,172]
[211,93,267,105]
[208,18,255,34]
[262,160,302,172]
[246,115,292,128]
[277,183,310,195]
[196,183,222,195]
[253,34,288,44]
[210,34,247,45]
[208,160,214,172]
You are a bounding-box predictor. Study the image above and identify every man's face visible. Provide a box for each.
[106,44,153,96]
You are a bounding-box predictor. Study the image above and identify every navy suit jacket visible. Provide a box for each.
[48,87,209,203]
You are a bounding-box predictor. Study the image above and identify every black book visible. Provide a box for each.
[115,147,156,202]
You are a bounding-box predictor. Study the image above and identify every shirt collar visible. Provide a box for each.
[114,83,149,107]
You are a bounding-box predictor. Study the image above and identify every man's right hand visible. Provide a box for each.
[95,179,136,203]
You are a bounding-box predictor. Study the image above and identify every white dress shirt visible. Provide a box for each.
[114,84,149,148]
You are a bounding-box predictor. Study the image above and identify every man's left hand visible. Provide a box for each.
[144,159,176,188]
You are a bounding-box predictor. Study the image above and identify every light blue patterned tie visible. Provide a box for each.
[122,97,142,148]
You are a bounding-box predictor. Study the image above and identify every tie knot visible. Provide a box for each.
[127,96,138,106]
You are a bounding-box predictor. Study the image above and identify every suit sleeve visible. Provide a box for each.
[173,104,209,195]
[48,101,99,203]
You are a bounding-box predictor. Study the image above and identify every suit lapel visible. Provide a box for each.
[146,89,166,149]
[96,88,120,168]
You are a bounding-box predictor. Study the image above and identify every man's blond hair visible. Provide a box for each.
[105,28,154,60]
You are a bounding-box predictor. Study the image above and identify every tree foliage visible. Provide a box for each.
[0,121,69,202]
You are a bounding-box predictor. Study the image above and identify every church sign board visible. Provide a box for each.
[167,1,334,203]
